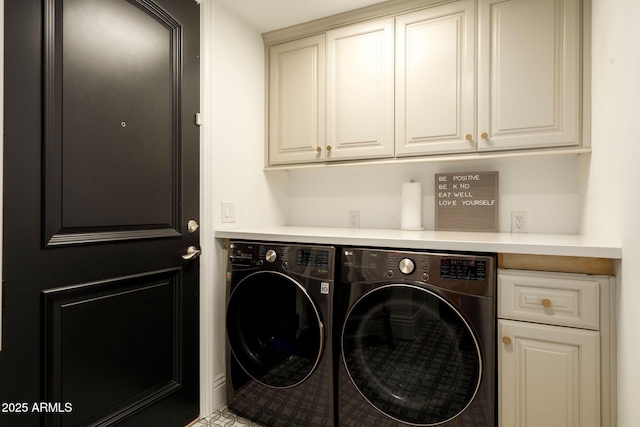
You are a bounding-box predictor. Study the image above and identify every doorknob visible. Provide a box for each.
[182,246,202,260]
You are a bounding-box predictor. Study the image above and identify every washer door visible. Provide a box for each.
[342,284,482,426]
[227,271,324,388]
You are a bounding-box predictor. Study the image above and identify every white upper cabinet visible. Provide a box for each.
[265,0,585,166]
[326,18,395,161]
[395,0,476,156]
[268,35,325,165]
[477,0,581,151]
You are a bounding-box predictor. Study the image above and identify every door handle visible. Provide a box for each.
[182,246,202,260]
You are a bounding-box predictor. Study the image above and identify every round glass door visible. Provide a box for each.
[227,271,324,388]
[342,284,482,425]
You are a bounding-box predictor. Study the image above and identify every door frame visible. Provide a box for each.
[198,0,217,418]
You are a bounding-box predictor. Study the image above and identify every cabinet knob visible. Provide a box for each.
[326,145,332,151]
[316,147,322,153]
[481,132,489,139]
[503,336,512,346]
[541,298,553,308]
[465,134,473,141]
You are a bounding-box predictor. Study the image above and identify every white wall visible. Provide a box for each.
[203,0,289,413]
[585,0,640,425]
[288,155,581,233]
[209,3,288,230]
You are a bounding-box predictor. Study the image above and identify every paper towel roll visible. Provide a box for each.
[401,181,424,230]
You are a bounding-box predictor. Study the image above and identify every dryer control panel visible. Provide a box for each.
[341,248,495,297]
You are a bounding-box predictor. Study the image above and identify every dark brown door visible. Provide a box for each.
[1,0,200,426]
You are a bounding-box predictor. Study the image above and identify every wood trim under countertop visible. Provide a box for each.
[498,253,615,276]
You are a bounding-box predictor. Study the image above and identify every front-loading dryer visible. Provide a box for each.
[226,241,335,427]
[337,247,496,426]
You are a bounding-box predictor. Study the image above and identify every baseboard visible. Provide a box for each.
[212,374,227,412]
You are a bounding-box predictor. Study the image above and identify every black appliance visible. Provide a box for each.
[226,241,335,427]
[337,247,496,426]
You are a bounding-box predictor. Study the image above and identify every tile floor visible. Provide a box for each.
[190,406,264,427]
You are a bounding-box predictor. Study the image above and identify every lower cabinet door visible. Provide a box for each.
[498,319,600,427]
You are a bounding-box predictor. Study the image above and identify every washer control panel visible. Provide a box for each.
[229,241,334,279]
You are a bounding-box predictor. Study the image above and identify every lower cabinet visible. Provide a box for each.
[499,319,599,427]
[498,269,616,427]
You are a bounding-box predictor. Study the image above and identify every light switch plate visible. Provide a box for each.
[222,201,236,223]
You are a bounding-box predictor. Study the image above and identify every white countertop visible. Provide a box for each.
[214,226,622,259]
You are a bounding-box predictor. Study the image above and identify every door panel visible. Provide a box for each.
[477,0,580,151]
[395,0,476,156]
[342,284,482,425]
[499,320,600,427]
[45,0,184,246]
[43,269,181,427]
[1,0,200,426]
[326,18,394,161]
[268,35,326,165]
[226,271,324,389]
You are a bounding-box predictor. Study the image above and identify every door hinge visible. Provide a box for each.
[195,113,203,126]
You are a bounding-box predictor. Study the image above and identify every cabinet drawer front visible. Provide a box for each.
[499,272,599,330]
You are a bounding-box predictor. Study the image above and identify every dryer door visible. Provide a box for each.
[227,271,324,388]
[342,284,482,426]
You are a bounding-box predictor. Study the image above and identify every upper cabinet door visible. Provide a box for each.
[326,18,395,161]
[478,0,581,151]
[395,0,476,157]
[269,35,326,165]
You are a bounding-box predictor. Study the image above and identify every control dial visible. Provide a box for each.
[399,258,415,275]
[265,249,277,263]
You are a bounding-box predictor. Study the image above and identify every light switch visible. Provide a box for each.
[222,201,236,223]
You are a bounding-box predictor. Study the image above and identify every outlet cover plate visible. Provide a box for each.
[511,211,527,233]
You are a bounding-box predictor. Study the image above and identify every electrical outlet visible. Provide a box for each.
[348,211,360,228]
[511,211,527,233]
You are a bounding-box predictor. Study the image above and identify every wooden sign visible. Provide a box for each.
[435,171,499,232]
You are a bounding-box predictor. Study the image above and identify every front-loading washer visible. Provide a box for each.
[225,241,335,427]
[337,247,496,426]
